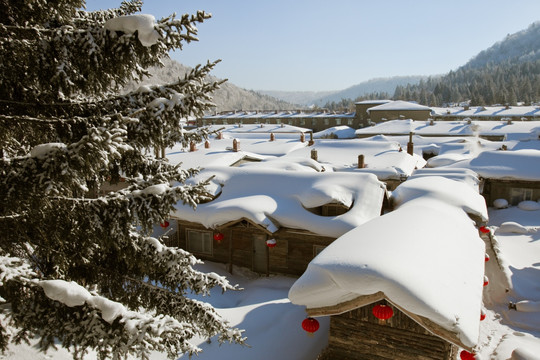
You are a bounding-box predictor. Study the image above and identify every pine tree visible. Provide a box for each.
[0,1,245,359]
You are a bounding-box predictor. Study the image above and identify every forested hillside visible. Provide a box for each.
[123,58,296,112]
[392,22,540,106]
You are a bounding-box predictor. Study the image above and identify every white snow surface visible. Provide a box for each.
[289,176,488,348]
[105,14,160,47]
[172,167,385,238]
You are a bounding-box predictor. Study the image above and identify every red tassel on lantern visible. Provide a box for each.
[460,349,476,360]
[213,232,224,242]
[483,276,489,287]
[301,317,319,335]
[372,304,394,321]
[160,221,169,228]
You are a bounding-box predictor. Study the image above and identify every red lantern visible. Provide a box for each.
[479,226,490,234]
[485,253,490,262]
[372,304,394,320]
[301,317,319,334]
[483,276,489,287]
[266,239,277,248]
[213,232,224,242]
[480,310,486,321]
[460,350,476,360]
[160,221,169,228]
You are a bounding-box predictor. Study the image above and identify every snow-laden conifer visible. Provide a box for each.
[0,1,245,358]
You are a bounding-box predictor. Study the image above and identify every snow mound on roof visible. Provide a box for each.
[314,126,356,139]
[172,167,385,238]
[448,149,540,181]
[391,176,488,223]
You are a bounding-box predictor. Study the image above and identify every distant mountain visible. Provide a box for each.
[258,76,427,106]
[394,21,540,106]
[465,21,540,69]
[311,75,427,106]
[257,90,338,107]
[123,58,297,112]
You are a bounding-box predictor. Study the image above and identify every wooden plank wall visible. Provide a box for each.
[320,300,457,360]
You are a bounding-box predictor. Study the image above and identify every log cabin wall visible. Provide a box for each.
[319,300,457,360]
[174,219,336,276]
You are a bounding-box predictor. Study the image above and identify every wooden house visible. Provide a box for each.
[367,100,432,124]
[451,149,540,206]
[169,167,386,276]
[289,176,489,359]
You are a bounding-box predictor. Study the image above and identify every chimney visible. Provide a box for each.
[308,131,314,146]
[270,133,275,141]
[300,133,305,143]
[407,132,414,155]
[358,154,365,169]
[189,142,196,152]
[233,139,240,152]
[204,140,210,149]
[311,148,318,161]
[217,132,223,140]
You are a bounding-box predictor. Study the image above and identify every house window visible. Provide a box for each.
[202,120,207,126]
[322,203,350,216]
[509,187,533,205]
[311,119,317,126]
[186,229,213,255]
[222,119,228,125]
[335,118,341,125]
[313,245,326,257]
[324,118,329,125]
[348,119,354,126]
[300,119,306,125]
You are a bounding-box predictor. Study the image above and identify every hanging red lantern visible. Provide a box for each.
[301,317,319,334]
[213,232,224,242]
[480,310,486,321]
[485,253,490,262]
[160,221,169,228]
[372,304,394,320]
[266,239,277,248]
[483,276,489,286]
[479,226,490,234]
[460,349,476,360]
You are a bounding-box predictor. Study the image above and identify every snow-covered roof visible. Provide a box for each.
[366,100,431,112]
[355,99,392,105]
[446,149,540,181]
[409,168,481,191]
[280,137,426,179]
[289,176,488,350]
[432,105,540,118]
[171,167,386,238]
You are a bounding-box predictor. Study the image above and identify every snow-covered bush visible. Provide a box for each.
[493,198,509,209]
[518,200,540,211]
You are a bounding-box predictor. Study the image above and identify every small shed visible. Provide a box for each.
[289,177,489,359]
[170,167,386,275]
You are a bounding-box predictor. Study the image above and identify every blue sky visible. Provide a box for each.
[85,0,540,92]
